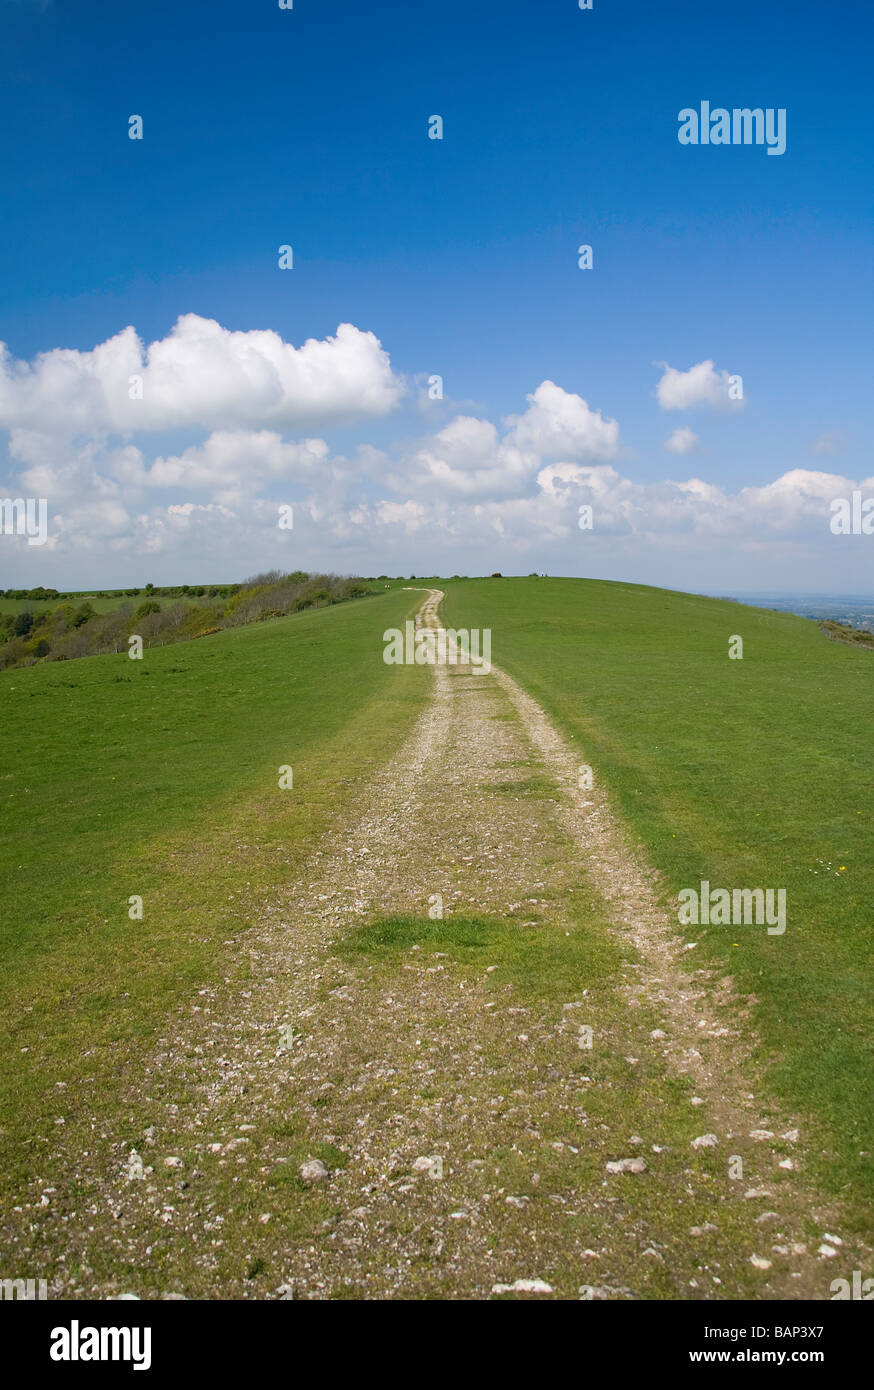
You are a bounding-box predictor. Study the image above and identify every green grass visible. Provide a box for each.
[338,910,784,1296]
[344,903,592,1005]
[0,589,426,1203]
[443,576,874,1222]
[0,594,224,615]
[340,910,619,1007]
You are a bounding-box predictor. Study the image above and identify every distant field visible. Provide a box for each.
[443,577,874,1218]
[0,589,425,1202]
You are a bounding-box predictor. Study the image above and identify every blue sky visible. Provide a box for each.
[1,0,872,590]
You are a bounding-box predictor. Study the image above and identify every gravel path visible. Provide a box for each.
[5,590,866,1300]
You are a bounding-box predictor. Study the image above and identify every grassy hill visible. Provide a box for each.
[0,588,426,1202]
[443,576,874,1219]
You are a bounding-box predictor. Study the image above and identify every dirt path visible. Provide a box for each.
[8,589,866,1300]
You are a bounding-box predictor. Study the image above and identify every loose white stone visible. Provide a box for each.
[606,1157,647,1175]
[492,1279,553,1295]
[299,1158,329,1183]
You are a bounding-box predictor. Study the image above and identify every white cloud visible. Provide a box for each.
[0,316,404,437]
[503,380,619,459]
[0,362,863,594]
[392,381,620,498]
[656,359,741,411]
[147,431,330,506]
[664,426,701,455]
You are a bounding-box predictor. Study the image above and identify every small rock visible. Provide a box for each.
[818,1243,838,1258]
[492,1279,553,1295]
[691,1134,718,1149]
[412,1155,443,1179]
[299,1159,329,1184]
[750,1255,772,1271]
[606,1157,647,1175]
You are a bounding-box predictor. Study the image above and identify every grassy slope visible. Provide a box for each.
[443,577,874,1221]
[0,589,425,1201]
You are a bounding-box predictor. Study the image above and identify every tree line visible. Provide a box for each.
[0,571,369,671]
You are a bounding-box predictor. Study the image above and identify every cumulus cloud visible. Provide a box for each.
[392,381,620,498]
[0,316,404,436]
[664,426,701,455]
[503,380,619,459]
[1,359,861,592]
[147,431,330,506]
[348,464,861,558]
[656,359,741,411]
